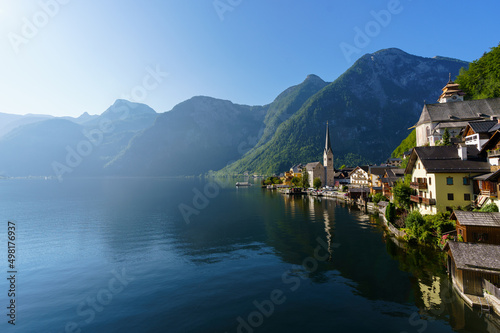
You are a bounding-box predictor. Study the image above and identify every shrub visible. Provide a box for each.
[480,203,499,212]
[372,193,388,204]
[385,202,396,223]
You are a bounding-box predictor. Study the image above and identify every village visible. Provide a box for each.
[263,77,500,317]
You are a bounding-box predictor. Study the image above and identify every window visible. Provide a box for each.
[473,232,489,242]
[463,177,470,185]
[429,177,432,185]
[464,193,471,201]
[447,193,454,200]
[418,163,420,169]
[446,177,453,185]
[429,191,432,199]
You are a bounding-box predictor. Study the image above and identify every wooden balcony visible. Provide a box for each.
[421,197,436,205]
[410,182,428,190]
[480,190,498,197]
[410,195,421,203]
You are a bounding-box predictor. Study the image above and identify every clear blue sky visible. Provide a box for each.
[1,0,499,117]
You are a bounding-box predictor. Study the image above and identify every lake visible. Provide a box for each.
[0,178,498,332]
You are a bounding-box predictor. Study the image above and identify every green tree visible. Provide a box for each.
[291,176,301,187]
[372,193,387,204]
[313,177,322,190]
[392,181,412,210]
[301,171,310,188]
[405,210,433,244]
[385,202,396,223]
[441,128,451,146]
[340,164,346,170]
[456,42,500,100]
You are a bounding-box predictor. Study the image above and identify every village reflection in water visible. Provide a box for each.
[276,192,500,332]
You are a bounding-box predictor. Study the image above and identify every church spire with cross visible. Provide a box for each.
[323,121,335,187]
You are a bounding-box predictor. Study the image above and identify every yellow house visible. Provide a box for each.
[405,145,490,214]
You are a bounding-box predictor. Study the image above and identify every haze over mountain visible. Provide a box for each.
[0,48,469,178]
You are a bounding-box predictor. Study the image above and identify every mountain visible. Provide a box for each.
[0,119,86,177]
[0,100,158,177]
[0,113,53,138]
[104,97,268,176]
[220,48,469,175]
[0,48,471,178]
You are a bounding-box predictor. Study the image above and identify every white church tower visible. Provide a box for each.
[323,121,335,187]
[438,73,465,103]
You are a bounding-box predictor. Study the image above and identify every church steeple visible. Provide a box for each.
[438,74,465,103]
[323,121,334,187]
[325,121,332,153]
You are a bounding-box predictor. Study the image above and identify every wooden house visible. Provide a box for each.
[444,241,500,297]
[451,211,500,245]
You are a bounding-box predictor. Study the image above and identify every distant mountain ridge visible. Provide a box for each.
[0,48,469,177]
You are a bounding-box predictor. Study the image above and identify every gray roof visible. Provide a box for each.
[305,162,322,171]
[468,120,498,134]
[369,166,396,176]
[433,121,470,130]
[452,210,500,227]
[405,146,490,174]
[445,241,500,274]
[417,98,500,126]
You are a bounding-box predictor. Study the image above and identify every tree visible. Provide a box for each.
[313,177,322,190]
[392,181,412,210]
[385,202,396,223]
[340,164,346,170]
[441,128,450,146]
[291,176,301,187]
[372,193,387,204]
[456,42,500,100]
[301,171,309,188]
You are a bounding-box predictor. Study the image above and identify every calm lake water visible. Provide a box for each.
[0,178,499,333]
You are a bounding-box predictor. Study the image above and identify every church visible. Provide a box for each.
[415,76,500,147]
[305,122,335,188]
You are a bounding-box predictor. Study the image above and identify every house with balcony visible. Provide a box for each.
[368,166,396,195]
[405,145,490,214]
[462,120,500,151]
[349,166,369,188]
[381,168,405,200]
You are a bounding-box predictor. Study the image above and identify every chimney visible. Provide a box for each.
[458,144,467,161]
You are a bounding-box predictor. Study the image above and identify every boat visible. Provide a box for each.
[236,182,252,187]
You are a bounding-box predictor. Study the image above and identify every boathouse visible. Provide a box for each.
[444,241,500,297]
[451,211,500,245]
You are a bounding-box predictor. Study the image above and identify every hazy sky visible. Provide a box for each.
[1,0,499,117]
